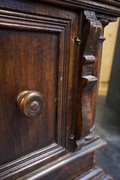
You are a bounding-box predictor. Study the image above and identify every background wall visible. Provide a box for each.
[99,18,119,96]
[95,19,120,179]
[107,19,120,113]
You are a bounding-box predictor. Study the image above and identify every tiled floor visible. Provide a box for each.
[95,96,120,180]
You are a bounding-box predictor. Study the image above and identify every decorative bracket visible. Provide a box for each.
[75,10,103,147]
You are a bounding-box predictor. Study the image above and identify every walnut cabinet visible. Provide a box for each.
[0,1,120,179]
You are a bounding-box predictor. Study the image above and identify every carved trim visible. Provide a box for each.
[0,9,70,32]
[81,11,102,139]
[0,144,65,179]
[97,14,117,45]
[43,0,120,16]
[75,11,102,147]
[77,165,112,180]
[18,137,106,180]
[1,0,120,16]
[80,12,117,144]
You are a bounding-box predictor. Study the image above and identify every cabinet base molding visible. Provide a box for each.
[76,166,112,180]
[14,137,105,180]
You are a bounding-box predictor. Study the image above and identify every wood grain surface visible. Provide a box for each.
[0,0,119,179]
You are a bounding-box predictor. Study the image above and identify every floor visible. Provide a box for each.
[95,96,120,180]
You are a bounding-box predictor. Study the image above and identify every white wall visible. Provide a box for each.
[99,18,119,95]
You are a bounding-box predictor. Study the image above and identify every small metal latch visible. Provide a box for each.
[74,36,81,44]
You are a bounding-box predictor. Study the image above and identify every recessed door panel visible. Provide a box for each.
[0,29,58,164]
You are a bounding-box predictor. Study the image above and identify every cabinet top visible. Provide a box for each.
[0,0,120,17]
[44,0,120,17]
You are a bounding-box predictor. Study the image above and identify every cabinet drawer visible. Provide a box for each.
[0,28,58,164]
[0,7,80,169]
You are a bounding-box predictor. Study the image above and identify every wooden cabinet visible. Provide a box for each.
[0,1,119,179]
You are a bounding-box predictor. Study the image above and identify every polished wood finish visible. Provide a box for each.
[17,91,45,118]
[0,0,119,179]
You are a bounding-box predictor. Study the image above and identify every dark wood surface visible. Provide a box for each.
[0,28,59,163]
[0,0,119,179]
[43,0,120,16]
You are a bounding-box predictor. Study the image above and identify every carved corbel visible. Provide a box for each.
[70,11,117,151]
[75,10,103,147]
[97,14,117,42]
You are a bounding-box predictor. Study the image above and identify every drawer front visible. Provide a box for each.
[0,28,58,163]
[0,6,80,169]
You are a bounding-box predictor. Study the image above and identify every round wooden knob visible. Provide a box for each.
[17,91,45,118]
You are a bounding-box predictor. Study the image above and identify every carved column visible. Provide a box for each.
[75,11,116,149]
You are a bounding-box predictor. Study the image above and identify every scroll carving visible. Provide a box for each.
[75,10,103,146]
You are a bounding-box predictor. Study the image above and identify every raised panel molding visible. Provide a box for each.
[0,8,71,146]
[0,9,70,32]
[0,9,72,179]
[0,144,65,179]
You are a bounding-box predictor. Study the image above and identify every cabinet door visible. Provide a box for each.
[0,4,80,178]
[0,28,59,163]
